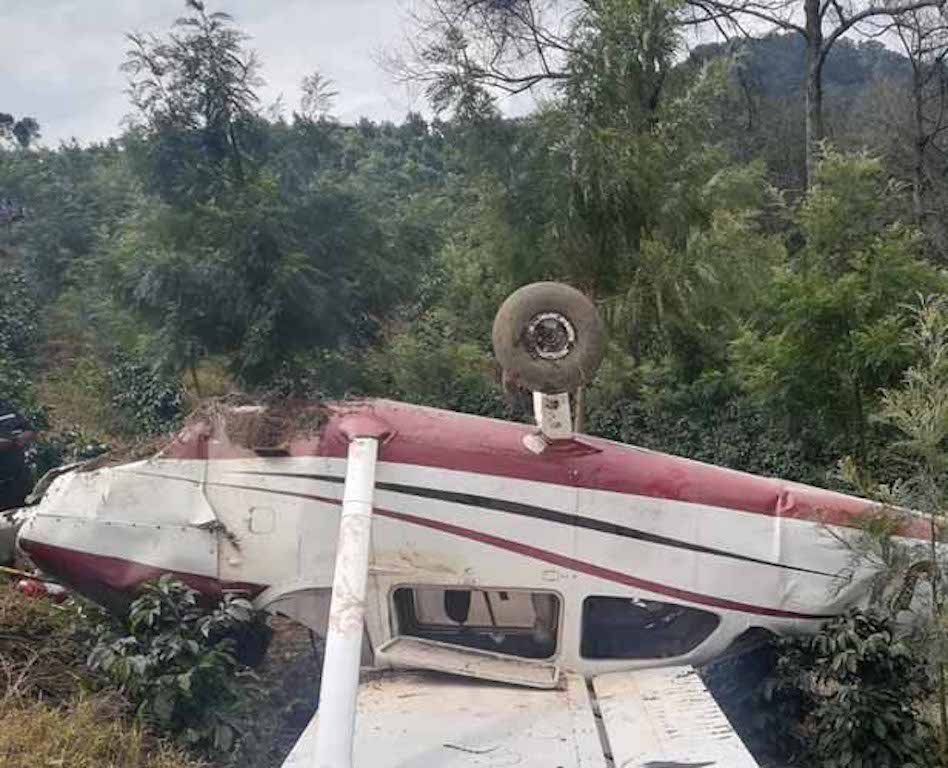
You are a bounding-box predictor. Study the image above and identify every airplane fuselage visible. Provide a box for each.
[17,398,928,676]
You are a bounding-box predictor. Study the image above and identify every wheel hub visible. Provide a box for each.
[526,312,575,360]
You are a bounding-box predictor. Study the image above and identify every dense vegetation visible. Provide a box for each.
[3,0,948,765]
[0,574,316,768]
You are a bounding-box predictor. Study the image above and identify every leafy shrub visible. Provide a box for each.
[28,427,111,480]
[585,365,836,485]
[776,610,934,767]
[365,309,517,419]
[0,265,38,364]
[108,351,183,435]
[0,264,40,419]
[88,576,263,754]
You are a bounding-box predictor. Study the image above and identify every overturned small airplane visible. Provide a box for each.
[15,283,933,767]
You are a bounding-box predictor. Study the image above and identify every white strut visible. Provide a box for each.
[313,436,380,768]
[523,391,573,453]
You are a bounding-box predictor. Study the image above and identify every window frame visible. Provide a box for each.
[390,584,564,661]
[578,594,722,661]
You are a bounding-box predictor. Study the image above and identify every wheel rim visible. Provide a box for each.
[526,312,576,360]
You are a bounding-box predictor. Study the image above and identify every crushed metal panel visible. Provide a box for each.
[376,635,560,689]
[282,670,607,768]
[593,666,758,768]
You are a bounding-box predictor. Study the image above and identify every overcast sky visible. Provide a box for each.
[0,1,447,146]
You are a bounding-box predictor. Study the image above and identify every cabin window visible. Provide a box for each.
[580,596,720,659]
[392,586,559,660]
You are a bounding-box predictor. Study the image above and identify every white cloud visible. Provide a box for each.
[0,0,419,145]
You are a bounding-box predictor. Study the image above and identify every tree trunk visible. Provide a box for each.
[189,359,202,398]
[804,0,824,187]
[912,66,926,225]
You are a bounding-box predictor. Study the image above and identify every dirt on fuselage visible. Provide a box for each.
[75,396,329,471]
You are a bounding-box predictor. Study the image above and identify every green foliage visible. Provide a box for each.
[0,143,142,298]
[367,309,515,418]
[871,295,948,753]
[586,364,834,483]
[123,3,262,199]
[88,576,262,755]
[0,263,39,415]
[0,112,40,149]
[877,296,948,481]
[732,151,946,464]
[773,611,936,768]
[108,350,184,436]
[29,429,111,481]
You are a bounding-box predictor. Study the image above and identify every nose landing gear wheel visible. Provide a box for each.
[492,282,605,394]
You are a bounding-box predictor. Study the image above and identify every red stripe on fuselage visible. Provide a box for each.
[319,402,916,535]
[372,507,832,621]
[17,539,266,605]
[163,400,929,538]
[22,494,828,620]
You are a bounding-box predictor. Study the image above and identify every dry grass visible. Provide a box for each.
[181,358,239,405]
[0,581,207,768]
[0,694,207,768]
[0,578,96,702]
[35,353,120,439]
[0,580,320,768]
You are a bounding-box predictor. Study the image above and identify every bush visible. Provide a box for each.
[108,351,183,435]
[0,264,40,421]
[585,365,836,485]
[0,265,38,365]
[88,576,263,755]
[774,610,935,767]
[27,427,111,481]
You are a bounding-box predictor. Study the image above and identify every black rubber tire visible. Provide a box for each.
[492,282,605,394]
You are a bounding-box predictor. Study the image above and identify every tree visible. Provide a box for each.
[122,1,262,197]
[874,295,948,754]
[890,7,948,241]
[682,0,946,186]
[0,113,40,149]
[731,151,946,464]
[395,0,579,112]
[299,71,338,122]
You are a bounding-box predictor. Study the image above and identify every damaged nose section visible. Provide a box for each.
[16,462,221,611]
[17,509,138,612]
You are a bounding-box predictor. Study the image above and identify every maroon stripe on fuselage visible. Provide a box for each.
[317,402,900,533]
[21,493,828,620]
[18,539,266,605]
[163,399,928,538]
[372,507,832,621]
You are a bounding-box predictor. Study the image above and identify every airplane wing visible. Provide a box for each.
[282,665,758,768]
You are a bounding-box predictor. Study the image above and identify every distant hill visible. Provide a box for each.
[688,34,911,188]
[692,33,909,97]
